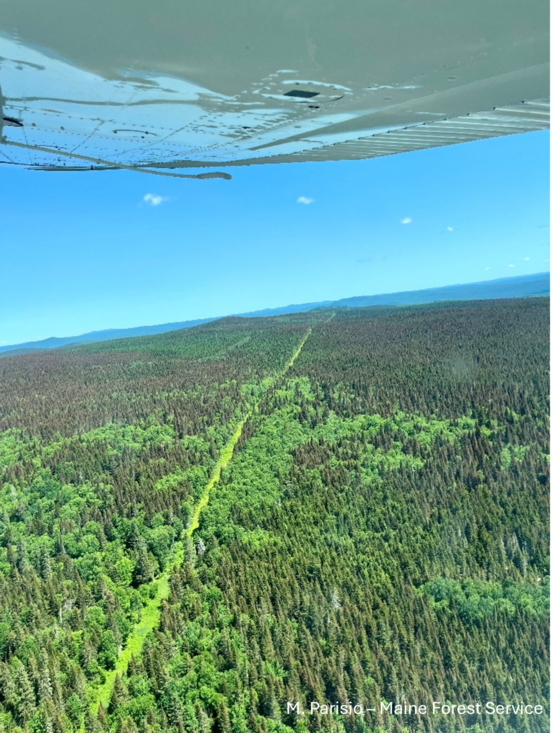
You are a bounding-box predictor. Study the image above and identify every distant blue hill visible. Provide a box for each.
[238,272,550,316]
[329,271,549,309]
[0,319,216,355]
[1,272,548,356]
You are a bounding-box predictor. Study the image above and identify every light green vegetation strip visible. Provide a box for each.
[88,328,311,718]
[286,328,311,369]
[186,327,311,549]
[186,416,249,542]
[187,327,310,545]
[88,546,184,714]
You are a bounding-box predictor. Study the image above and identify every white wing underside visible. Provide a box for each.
[0,0,549,176]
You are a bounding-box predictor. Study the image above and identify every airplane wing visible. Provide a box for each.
[0,0,549,177]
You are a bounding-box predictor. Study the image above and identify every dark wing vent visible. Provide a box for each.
[283,90,319,99]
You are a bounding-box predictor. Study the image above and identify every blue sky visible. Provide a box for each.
[0,130,549,345]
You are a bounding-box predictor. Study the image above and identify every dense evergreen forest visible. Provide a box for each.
[0,299,549,733]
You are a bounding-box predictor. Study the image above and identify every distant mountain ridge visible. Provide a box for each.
[0,319,215,356]
[329,271,550,308]
[1,272,549,356]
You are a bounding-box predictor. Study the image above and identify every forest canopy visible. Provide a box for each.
[0,298,549,733]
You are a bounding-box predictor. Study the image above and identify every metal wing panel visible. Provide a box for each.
[0,0,549,174]
[270,100,551,165]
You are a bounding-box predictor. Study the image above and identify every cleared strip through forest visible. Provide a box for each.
[87,327,311,719]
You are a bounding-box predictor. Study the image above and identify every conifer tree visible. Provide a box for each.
[216,698,232,733]
[14,662,35,723]
[108,673,129,715]
[84,707,99,733]
[133,544,154,586]
[97,701,109,730]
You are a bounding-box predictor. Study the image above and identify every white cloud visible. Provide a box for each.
[401,217,412,224]
[523,257,530,261]
[297,196,314,205]
[143,193,167,206]
[446,226,454,232]
[485,267,492,270]
[508,263,515,268]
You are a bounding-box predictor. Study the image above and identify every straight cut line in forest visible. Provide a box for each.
[87,327,312,721]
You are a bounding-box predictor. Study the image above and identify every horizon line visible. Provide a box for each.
[2,270,550,351]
